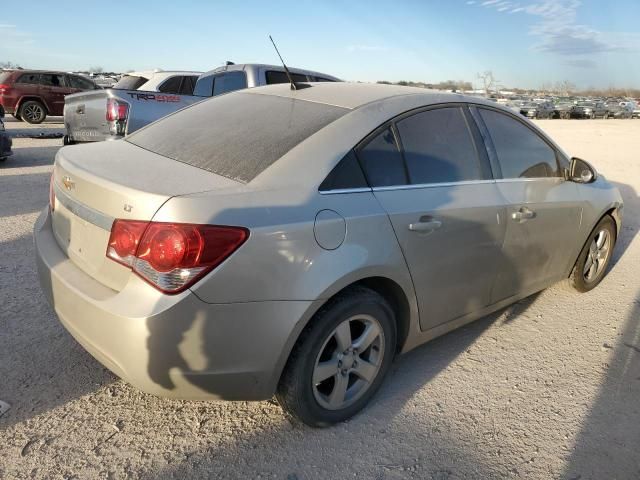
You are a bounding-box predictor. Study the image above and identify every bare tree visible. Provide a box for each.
[89,66,104,74]
[0,61,22,69]
[477,71,497,95]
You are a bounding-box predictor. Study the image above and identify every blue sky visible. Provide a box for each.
[1,0,639,89]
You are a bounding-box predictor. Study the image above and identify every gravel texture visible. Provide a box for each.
[0,117,639,479]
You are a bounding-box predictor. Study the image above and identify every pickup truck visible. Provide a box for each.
[63,63,340,144]
[63,70,201,144]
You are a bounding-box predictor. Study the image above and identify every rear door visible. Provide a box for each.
[472,106,582,302]
[39,73,71,115]
[359,105,506,331]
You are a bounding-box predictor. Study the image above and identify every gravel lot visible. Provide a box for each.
[1,117,639,480]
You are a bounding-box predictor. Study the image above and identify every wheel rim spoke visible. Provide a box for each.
[328,373,349,408]
[583,255,594,275]
[352,322,381,352]
[313,359,339,384]
[353,359,377,382]
[334,321,352,351]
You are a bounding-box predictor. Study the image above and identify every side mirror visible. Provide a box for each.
[569,157,597,184]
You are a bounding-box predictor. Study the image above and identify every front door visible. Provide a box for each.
[356,106,506,331]
[473,107,582,302]
[39,73,71,116]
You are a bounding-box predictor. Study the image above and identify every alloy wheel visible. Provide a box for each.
[583,229,611,282]
[23,104,44,123]
[312,314,385,410]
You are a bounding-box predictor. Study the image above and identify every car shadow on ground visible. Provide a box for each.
[0,145,60,169]
[608,181,639,270]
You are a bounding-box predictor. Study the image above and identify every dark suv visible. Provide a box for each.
[0,70,100,124]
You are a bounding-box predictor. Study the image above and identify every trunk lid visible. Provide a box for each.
[51,140,240,291]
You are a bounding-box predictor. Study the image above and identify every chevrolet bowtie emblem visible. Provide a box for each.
[62,176,75,191]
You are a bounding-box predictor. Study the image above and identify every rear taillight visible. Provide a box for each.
[49,174,56,212]
[106,98,129,122]
[0,84,10,95]
[106,220,249,294]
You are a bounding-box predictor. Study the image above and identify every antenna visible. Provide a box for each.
[269,35,297,91]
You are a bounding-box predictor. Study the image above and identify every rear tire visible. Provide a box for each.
[19,100,46,124]
[569,216,616,293]
[276,286,396,427]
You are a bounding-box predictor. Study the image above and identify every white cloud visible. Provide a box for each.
[469,0,638,56]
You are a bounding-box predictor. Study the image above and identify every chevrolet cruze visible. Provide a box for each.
[35,83,623,426]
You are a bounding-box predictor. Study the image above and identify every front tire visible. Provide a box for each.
[276,287,396,427]
[19,100,46,124]
[570,216,616,292]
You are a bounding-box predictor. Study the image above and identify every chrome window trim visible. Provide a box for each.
[371,179,496,192]
[319,187,372,195]
[53,182,114,231]
[494,177,564,183]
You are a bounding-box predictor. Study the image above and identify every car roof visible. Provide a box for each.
[243,81,498,111]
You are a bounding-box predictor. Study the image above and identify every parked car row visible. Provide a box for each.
[501,95,639,120]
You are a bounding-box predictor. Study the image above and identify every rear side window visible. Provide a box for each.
[127,92,348,183]
[479,108,560,178]
[357,127,407,187]
[396,107,482,184]
[113,75,148,90]
[40,73,66,87]
[266,70,308,85]
[68,75,97,90]
[212,71,247,96]
[16,73,41,85]
[319,150,368,191]
[158,76,182,94]
[180,76,197,95]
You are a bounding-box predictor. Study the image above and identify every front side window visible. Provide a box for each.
[479,108,559,178]
[40,73,66,87]
[396,107,482,184]
[212,71,247,96]
[68,75,97,90]
[357,127,407,187]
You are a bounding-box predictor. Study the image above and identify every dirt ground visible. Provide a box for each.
[1,117,639,480]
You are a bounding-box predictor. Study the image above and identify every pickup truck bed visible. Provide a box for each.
[64,89,202,143]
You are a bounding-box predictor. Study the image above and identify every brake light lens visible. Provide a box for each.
[49,174,56,212]
[106,98,129,122]
[0,84,10,95]
[106,220,249,294]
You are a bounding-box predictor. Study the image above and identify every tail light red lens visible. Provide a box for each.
[0,84,10,95]
[106,98,129,122]
[106,220,249,294]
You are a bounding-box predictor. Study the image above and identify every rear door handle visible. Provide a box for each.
[511,207,536,222]
[408,216,442,233]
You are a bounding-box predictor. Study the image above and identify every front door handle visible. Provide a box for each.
[408,216,442,233]
[511,207,536,222]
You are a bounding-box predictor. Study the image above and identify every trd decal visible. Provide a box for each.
[126,93,181,102]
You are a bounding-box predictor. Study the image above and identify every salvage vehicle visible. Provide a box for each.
[0,107,12,161]
[111,70,201,94]
[36,83,622,427]
[519,101,554,119]
[0,70,101,124]
[571,101,609,119]
[552,100,574,119]
[63,63,339,144]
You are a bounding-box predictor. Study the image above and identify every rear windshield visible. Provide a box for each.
[113,75,148,90]
[127,91,348,183]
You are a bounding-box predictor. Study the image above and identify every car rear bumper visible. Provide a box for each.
[34,208,314,400]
